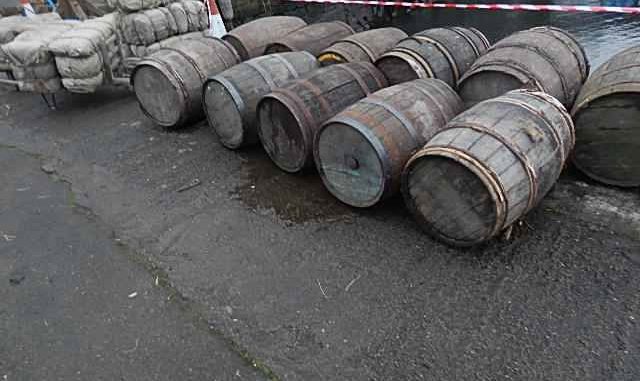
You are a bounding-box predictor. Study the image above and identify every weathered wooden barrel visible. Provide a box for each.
[375,27,490,88]
[132,37,240,129]
[314,79,463,208]
[571,46,640,187]
[222,16,307,61]
[317,27,408,65]
[257,62,388,173]
[264,21,355,57]
[202,52,320,150]
[402,90,574,246]
[458,26,589,109]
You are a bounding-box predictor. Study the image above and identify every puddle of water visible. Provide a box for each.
[232,148,354,225]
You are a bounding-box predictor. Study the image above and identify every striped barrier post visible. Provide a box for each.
[206,0,227,37]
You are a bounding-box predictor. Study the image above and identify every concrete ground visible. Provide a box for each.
[0,86,638,380]
[0,147,267,380]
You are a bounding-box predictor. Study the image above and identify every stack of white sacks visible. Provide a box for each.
[117,0,208,58]
[48,13,119,93]
[1,19,74,93]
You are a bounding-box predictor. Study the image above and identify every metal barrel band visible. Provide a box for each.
[207,76,249,128]
[530,26,589,77]
[138,57,190,123]
[596,47,640,74]
[452,121,539,213]
[469,27,491,50]
[405,80,451,126]
[337,64,375,96]
[361,61,389,90]
[341,38,377,62]
[263,88,316,169]
[586,63,640,88]
[528,27,588,80]
[411,35,460,83]
[384,48,435,79]
[490,42,571,103]
[360,97,422,144]
[272,53,301,79]
[244,60,277,89]
[161,47,207,83]
[185,37,237,69]
[467,58,548,94]
[295,79,334,121]
[447,27,481,58]
[214,38,242,69]
[328,114,394,201]
[417,144,508,241]
[486,96,566,161]
[573,80,640,114]
[519,90,576,153]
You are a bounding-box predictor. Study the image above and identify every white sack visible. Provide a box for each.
[112,0,160,13]
[62,72,104,93]
[55,53,103,78]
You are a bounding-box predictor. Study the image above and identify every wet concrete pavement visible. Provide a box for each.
[1,81,639,379]
[0,146,267,380]
[1,5,640,380]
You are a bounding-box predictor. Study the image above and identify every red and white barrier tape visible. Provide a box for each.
[286,0,640,14]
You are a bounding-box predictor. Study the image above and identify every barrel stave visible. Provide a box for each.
[264,21,355,56]
[222,16,307,60]
[315,79,462,207]
[376,39,453,86]
[319,27,408,65]
[132,37,240,128]
[375,27,489,88]
[459,46,565,106]
[403,90,574,246]
[459,26,589,109]
[571,46,640,187]
[203,52,319,149]
[414,28,481,82]
[258,62,387,173]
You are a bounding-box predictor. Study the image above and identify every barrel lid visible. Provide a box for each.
[258,94,311,173]
[315,117,390,207]
[132,60,184,127]
[402,147,503,246]
[203,77,246,149]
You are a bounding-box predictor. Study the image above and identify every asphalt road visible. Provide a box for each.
[0,147,266,380]
[0,84,638,381]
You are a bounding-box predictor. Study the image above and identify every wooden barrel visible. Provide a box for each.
[257,62,388,173]
[315,79,463,208]
[458,26,589,109]
[571,46,640,187]
[402,90,574,246]
[264,21,355,57]
[317,27,408,65]
[132,37,240,129]
[375,27,490,88]
[202,52,320,150]
[222,16,307,61]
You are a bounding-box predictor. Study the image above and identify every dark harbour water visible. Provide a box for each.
[279,1,640,69]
